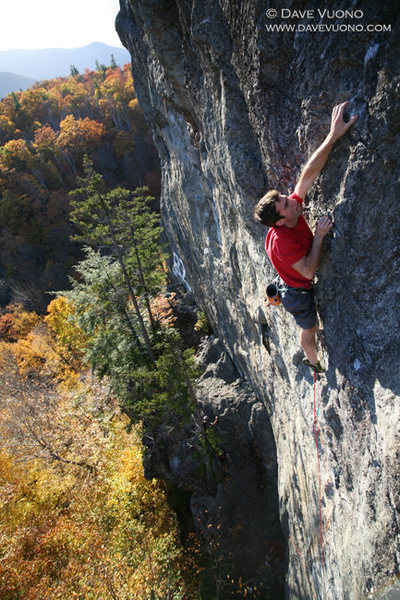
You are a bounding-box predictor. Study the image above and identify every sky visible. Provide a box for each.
[0,0,123,50]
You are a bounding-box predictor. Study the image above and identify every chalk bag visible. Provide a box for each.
[266,283,281,306]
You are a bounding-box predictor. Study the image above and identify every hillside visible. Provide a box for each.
[0,64,160,310]
[0,72,37,99]
[0,42,130,81]
[0,302,202,598]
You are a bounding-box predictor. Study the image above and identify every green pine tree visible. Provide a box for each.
[69,157,165,364]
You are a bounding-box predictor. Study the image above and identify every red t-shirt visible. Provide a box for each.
[265,193,313,288]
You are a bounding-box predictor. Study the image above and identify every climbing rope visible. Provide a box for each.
[313,371,325,569]
[289,535,316,598]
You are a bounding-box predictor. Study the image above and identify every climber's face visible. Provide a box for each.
[275,195,302,227]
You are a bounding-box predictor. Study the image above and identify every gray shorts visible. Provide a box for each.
[280,286,316,330]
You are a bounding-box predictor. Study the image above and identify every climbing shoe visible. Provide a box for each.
[302,358,325,374]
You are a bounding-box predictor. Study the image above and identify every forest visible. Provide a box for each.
[0,64,218,599]
[0,61,160,310]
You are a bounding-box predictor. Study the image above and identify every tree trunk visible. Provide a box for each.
[130,224,156,330]
[104,207,156,365]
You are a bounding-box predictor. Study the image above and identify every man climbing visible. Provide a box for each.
[254,102,357,373]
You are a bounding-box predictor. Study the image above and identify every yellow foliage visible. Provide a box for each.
[99,71,134,105]
[44,297,87,385]
[13,329,59,376]
[0,302,84,391]
[0,114,16,139]
[19,87,53,123]
[0,138,32,170]
[45,297,87,353]
[13,329,81,389]
[0,299,203,598]
[128,98,139,111]
[0,410,202,599]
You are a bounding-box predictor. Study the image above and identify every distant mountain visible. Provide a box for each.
[0,42,130,82]
[0,72,37,99]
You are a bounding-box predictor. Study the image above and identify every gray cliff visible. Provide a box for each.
[116,1,400,598]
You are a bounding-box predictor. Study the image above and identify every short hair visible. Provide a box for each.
[253,189,281,227]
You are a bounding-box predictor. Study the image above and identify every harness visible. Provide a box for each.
[266,276,313,307]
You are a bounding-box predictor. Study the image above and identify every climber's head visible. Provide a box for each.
[253,190,281,227]
[254,190,302,227]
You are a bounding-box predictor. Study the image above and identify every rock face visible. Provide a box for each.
[143,334,285,597]
[117,2,400,598]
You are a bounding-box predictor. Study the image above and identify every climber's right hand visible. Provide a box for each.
[329,101,358,142]
[315,215,333,240]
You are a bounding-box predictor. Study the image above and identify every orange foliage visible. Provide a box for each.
[99,68,134,105]
[150,293,178,327]
[57,115,106,157]
[34,124,58,157]
[0,65,160,299]
[8,305,40,337]
[0,313,17,342]
[0,303,81,388]
[13,328,59,378]
[0,305,39,342]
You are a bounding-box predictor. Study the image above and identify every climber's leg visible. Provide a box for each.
[300,325,318,364]
[281,286,325,370]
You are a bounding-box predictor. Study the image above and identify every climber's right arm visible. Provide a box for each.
[291,216,333,279]
[294,102,357,200]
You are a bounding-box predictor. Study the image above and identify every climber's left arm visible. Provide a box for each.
[294,101,358,200]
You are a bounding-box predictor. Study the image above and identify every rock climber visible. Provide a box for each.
[253,102,357,373]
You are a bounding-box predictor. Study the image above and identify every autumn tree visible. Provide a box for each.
[0,351,94,471]
[98,68,134,130]
[18,87,57,130]
[44,296,87,373]
[0,312,17,341]
[0,114,17,144]
[33,124,58,158]
[57,115,106,171]
[0,138,32,170]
